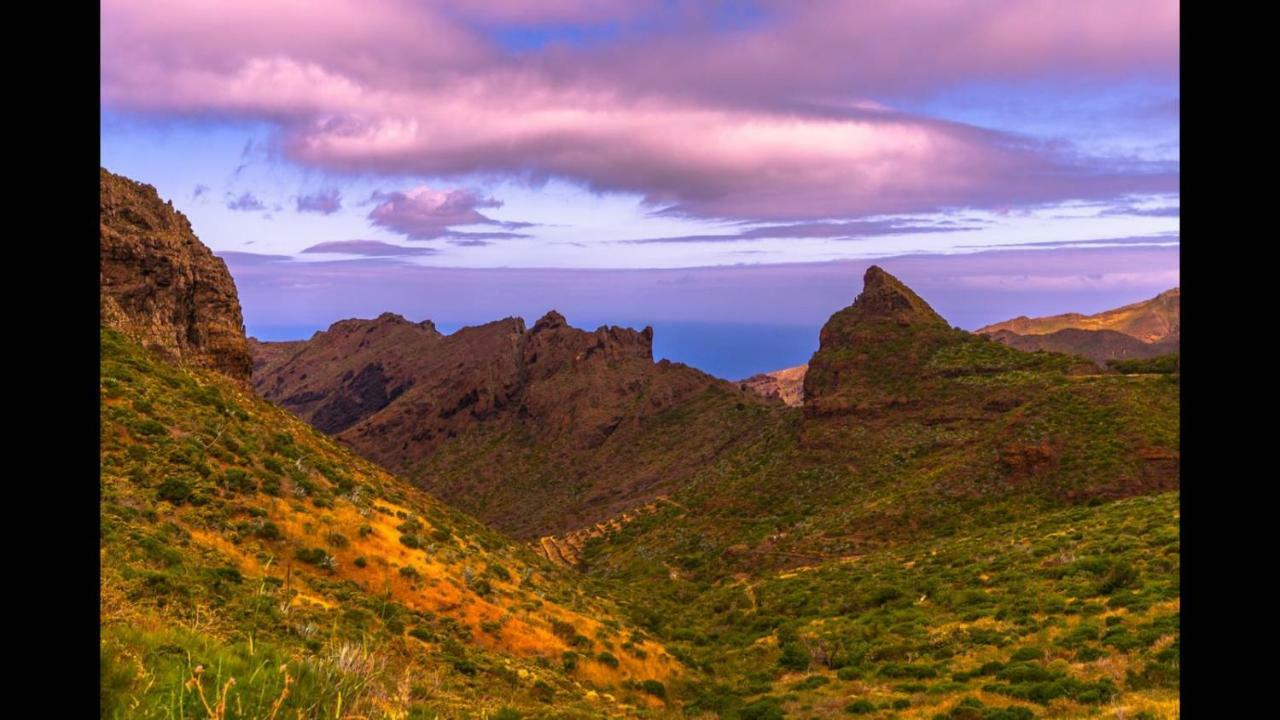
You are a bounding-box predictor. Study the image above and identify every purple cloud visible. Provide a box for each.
[296,189,342,215]
[956,233,1178,250]
[367,186,529,240]
[192,184,210,199]
[102,0,1179,223]
[624,219,985,244]
[225,192,266,212]
[1099,204,1180,218]
[301,240,440,257]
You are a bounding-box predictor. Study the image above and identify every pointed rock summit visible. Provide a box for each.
[531,310,569,333]
[803,266,961,416]
[851,266,949,327]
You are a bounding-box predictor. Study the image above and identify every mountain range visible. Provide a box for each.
[102,168,1180,719]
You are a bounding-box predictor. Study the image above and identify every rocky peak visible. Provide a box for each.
[589,325,654,361]
[850,266,949,327]
[100,168,253,381]
[531,310,568,333]
[803,266,960,415]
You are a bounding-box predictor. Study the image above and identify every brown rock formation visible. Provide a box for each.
[802,265,961,416]
[100,168,252,381]
[740,365,807,407]
[252,310,765,538]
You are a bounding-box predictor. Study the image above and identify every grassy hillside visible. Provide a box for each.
[590,493,1179,719]
[100,328,683,719]
[563,317,1179,717]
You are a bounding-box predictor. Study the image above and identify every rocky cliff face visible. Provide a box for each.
[252,310,762,537]
[100,168,252,381]
[251,312,446,433]
[255,309,671,456]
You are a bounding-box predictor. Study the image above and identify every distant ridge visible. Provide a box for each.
[977,287,1180,344]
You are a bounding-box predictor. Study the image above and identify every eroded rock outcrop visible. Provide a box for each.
[803,266,960,416]
[101,168,252,381]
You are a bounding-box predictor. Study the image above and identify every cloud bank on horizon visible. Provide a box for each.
[101,0,1178,347]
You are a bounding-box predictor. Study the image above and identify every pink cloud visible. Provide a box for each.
[102,0,1178,221]
[367,186,520,239]
[596,0,1179,102]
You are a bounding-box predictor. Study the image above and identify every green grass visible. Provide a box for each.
[100,328,679,718]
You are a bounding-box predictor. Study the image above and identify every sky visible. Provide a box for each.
[101,1,1179,379]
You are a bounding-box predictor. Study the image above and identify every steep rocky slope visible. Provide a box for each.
[253,311,774,539]
[100,168,252,380]
[251,313,445,434]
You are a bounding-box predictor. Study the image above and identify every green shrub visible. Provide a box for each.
[595,651,619,668]
[779,642,810,671]
[1009,647,1043,662]
[984,708,1035,720]
[253,520,282,541]
[532,679,555,703]
[790,674,830,691]
[294,547,328,566]
[220,468,254,489]
[639,679,666,698]
[156,477,193,504]
[739,697,785,720]
[845,699,876,714]
[1096,561,1139,595]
